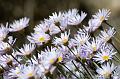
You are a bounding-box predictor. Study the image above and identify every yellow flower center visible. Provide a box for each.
[62,38,68,44]
[27,72,33,77]
[102,55,109,61]
[80,40,85,45]
[38,36,45,42]
[50,59,55,64]
[92,44,97,51]
[103,71,111,78]
[58,57,63,62]
[100,16,105,22]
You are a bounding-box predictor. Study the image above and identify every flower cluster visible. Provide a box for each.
[0,8,119,79]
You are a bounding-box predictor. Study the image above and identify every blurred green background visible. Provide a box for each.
[0,0,120,52]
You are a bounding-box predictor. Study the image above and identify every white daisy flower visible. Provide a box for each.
[8,65,24,78]
[34,21,49,34]
[82,38,102,54]
[9,17,29,32]
[0,23,9,41]
[34,20,61,35]
[17,65,39,79]
[0,41,12,55]
[41,47,62,70]
[48,12,67,31]
[92,9,111,22]
[72,31,90,46]
[27,32,50,46]
[16,43,36,58]
[71,46,90,59]
[0,54,13,66]
[96,63,116,78]
[88,18,102,32]
[53,30,70,46]
[93,43,116,63]
[65,9,87,25]
[98,27,116,43]
[93,49,116,63]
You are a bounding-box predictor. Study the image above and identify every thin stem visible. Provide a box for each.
[67,46,94,79]
[11,54,21,64]
[71,60,85,76]
[0,65,6,71]
[111,42,119,53]
[104,21,113,27]
[60,63,79,79]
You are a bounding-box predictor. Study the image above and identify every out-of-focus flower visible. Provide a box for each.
[8,65,23,78]
[96,63,116,78]
[0,55,13,66]
[71,30,90,46]
[0,23,9,41]
[17,65,40,79]
[92,9,111,22]
[0,41,12,55]
[82,38,102,54]
[16,43,36,58]
[64,9,87,25]
[98,27,116,43]
[9,17,29,32]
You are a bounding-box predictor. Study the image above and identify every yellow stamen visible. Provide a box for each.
[50,59,54,64]
[38,36,45,42]
[27,72,33,77]
[62,38,68,44]
[58,57,63,62]
[102,55,109,61]
[100,16,104,22]
[92,44,97,51]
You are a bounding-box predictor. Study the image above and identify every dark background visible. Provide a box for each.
[0,0,120,51]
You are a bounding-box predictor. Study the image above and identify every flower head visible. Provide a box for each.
[64,9,87,25]
[27,32,50,46]
[53,30,70,46]
[9,17,29,32]
[92,9,111,22]
[16,43,36,58]
[96,63,116,78]
[98,27,116,43]
[0,23,9,41]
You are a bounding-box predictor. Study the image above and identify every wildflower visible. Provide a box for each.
[0,23,9,41]
[48,12,67,31]
[27,32,50,46]
[0,41,12,55]
[93,44,116,63]
[16,43,36,58]
[0,55,13,66]
[71,30,90,46]
[92,9,111,22]
[64,9,87,25]
[53,30,70,46]
[18,65,40,79]
[98,27,116,43]
[88,19,102,32]
[9,17,29,32]
[96,63,116,78]
[82,38,102,54]
[40,47,62,70]
[8,65,23,78]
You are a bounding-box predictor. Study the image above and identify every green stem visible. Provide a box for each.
[67,46,94,79]
[60,63,79,79]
